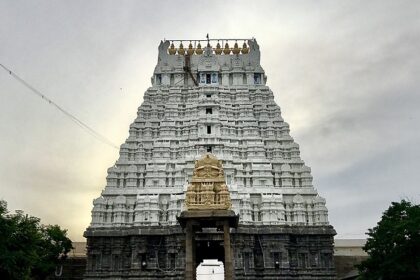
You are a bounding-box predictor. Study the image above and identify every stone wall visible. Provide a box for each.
[49,257,86,280]
[82,225,335,280]
[334,255,366,279]
[51,254,365,280]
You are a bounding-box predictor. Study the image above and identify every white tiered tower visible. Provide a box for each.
[89,39,329,230]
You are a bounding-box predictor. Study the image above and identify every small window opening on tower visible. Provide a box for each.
[199,73,206,84]
[254,73,261,84]
[206,73,211,84]
[156,74,162,85]
[169,253,176,269]
[170,74,174,85]
[206,146,212,153]
[273,252,280,269]
[206,108,213,114]
[211,73,218,83]
[207,125,212,134]
[206,94,211,98]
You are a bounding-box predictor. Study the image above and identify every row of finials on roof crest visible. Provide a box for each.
[168,41,249,55]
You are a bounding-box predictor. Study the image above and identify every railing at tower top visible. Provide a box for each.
[165,38,255,56]
[164,38,255,42]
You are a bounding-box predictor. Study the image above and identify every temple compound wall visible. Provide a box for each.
[85,227,335,279]
[84,38,336,279]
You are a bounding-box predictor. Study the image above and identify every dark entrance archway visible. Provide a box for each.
[196,240,225,265]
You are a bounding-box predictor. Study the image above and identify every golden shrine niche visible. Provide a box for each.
[185,154,232,210]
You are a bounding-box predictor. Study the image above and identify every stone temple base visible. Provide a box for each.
[84,225,336,280]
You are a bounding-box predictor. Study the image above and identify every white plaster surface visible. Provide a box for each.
[89,40,329,228]
[196,259,224,280]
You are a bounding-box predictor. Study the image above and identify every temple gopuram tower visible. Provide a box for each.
[84,38,336,279]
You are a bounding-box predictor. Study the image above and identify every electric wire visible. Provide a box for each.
[0,63,119,149]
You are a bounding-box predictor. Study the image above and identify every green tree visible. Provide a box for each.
[358,200,420,280]
[0,200,73,280]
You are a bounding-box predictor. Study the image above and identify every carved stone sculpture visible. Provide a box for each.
[185,153,231,210]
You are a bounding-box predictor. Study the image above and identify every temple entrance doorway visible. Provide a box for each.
[195,240,225,279]
[196,240,225,264]
[196,259,224,280]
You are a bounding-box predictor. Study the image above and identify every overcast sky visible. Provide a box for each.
[1,0,419,241]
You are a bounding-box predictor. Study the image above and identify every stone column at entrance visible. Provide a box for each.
[185,221,195,280]
[223,221,233,280]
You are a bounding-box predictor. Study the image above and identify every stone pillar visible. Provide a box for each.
[185,221,194,280]
[224,221,233,280]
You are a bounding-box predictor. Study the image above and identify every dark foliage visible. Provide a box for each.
[358,200,420,280]
[0,200,73,280]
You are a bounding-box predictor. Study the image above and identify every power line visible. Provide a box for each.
[0,63,119,150]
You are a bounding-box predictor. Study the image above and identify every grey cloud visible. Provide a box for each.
[322,138,420,238]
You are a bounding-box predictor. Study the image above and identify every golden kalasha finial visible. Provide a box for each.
[168,42,176,55]
[215,42,222,55]
[241,41,249,54]
[178,42,185,55]
[195,42,203,55]
[187,41,195,55]
[223,42,231,55]
[232,41,240,54]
